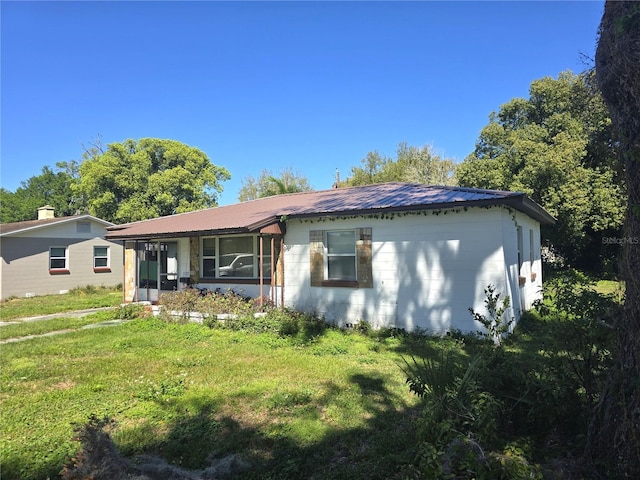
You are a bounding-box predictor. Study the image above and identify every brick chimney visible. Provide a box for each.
[37,205,55,220]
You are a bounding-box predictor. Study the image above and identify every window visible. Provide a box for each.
[93,246,109,269]
[529,229,535,265]
[219,237,254,278]
[200,235,275,279]
[516,226,523,271]
[77,221,91,233]
[49,247,68,271]
[325,230,357,281]
[202,238,216,277]
[309,228,372,288]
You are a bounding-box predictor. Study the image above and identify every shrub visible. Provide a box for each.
[536,270,618,406]
[469,284,514,346]
[158,289,202,323]
[115,304,145,320]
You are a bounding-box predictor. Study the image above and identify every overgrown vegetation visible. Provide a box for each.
[468,284,514,346]
[400,272,620,478]
[0,276,623,479]
[158,288,274,325]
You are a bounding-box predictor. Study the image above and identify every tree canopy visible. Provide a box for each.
[74,138,230,223]
[341,142,456,187]
[456,71,625,272]
[238,167,313,202]
[0,163,83,223]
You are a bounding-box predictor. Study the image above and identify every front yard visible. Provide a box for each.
[0,313,427,479]
[0,272,622,479]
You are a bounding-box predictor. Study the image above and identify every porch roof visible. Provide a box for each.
[105,182,555,240]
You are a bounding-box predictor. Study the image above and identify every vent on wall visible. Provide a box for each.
[77,221,91,233]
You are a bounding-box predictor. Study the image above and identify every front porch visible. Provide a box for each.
[122,233,284,306]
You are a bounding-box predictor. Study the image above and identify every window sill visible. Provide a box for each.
[321,280,359,288]
[93,267,112,273]
[49,269,70,275]
[198,278,272,285]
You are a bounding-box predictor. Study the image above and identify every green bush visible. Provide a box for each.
[469,284,514,346]
[158,289,202,323]
[536,270,618,406]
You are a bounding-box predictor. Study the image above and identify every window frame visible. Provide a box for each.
[201,238,217,278]
[199,235,273,281]
[309,227,372,289]
[93,245,111,272]
[516,226,523,271]
[324,229,357,283]
[529,229,535,265]
[49,246,69,273]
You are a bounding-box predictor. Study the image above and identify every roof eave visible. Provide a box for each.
[1,214,114,237]
[284,197,536,221]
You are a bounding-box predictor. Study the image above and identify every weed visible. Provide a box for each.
[469,284,514,345]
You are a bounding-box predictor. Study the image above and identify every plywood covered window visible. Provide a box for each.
[310,228,372,288]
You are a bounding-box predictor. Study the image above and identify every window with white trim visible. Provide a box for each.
[309,228,372,288]
[516,226,524,272]
[325,230,357,281]
[200,235,274,279]
[202,238,216,277]
[50,247,68,270]
[93,246,109,268]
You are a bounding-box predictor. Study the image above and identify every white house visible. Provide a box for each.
[0,206,124,300]
[105,183,554,334]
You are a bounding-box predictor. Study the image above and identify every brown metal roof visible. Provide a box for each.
[105,182,555,240]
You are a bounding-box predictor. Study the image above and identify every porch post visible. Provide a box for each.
[259,236,264,307]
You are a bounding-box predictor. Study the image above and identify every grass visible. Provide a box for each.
[0,316,433,480]
[0,285,122,321]
[594,278,625,299]
[0,278,622,479]
[0,310,121,341]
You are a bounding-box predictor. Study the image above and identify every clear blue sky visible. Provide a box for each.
[1,1,604,206]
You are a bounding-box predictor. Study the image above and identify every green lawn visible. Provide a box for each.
[0,316,431,480]
[0,286,122,321]
[0,310,121,341]
[0,278,620,479]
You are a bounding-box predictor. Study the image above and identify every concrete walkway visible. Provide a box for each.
[0,307,114,326]
[0,307,129,344]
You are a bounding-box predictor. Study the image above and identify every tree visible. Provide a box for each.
[0,165,83,223]
[238,167,313,201]
[74,138,230,223]
[456,71,625,272]
[342,142,456,187]
[586,2,640,477]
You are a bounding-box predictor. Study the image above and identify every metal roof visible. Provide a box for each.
[105,182,555,239]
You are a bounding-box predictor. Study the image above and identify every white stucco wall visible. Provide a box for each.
[282,205,540,334]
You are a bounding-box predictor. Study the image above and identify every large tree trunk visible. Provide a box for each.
[587,2,640,478]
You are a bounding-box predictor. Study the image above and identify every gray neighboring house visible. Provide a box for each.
[0,206,124,300]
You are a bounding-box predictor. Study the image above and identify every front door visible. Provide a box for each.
[160,242,178,291]
[138,241,178,302]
